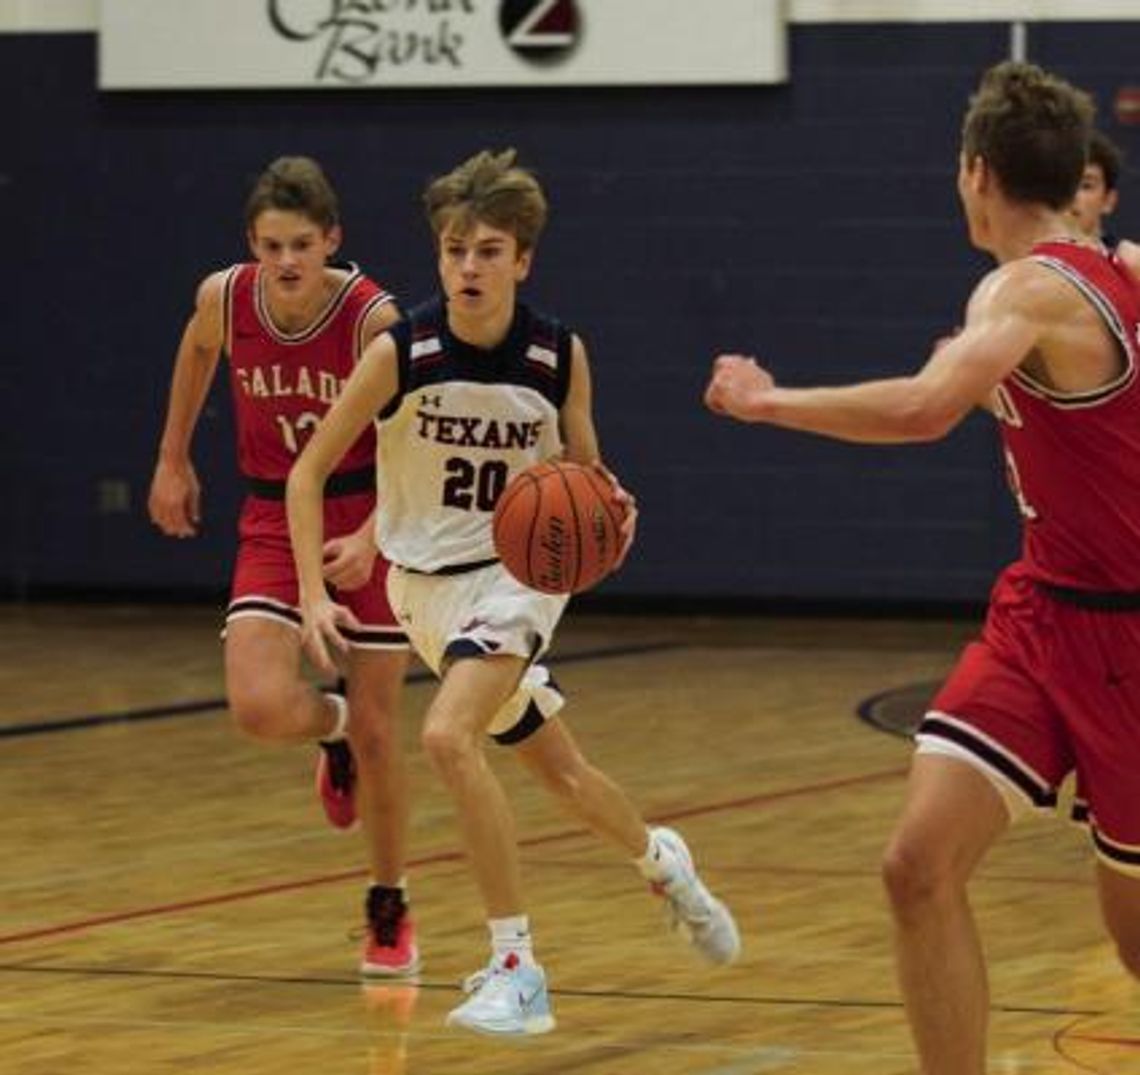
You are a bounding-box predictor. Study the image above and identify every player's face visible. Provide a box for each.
[247,210,341,301]
[438,220,532,319]
[1068,164,1118,240]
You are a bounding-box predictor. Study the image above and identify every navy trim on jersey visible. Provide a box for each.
[381,296,573,418]
[402,556,499,577]
[491,700,546,745]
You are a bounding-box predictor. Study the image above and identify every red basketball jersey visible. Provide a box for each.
[995,240,1140,589]
[223,262,393,482]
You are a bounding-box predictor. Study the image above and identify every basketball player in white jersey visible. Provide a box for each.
[288,149,740,1037]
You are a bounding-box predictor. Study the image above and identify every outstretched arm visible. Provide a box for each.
[147,273,225,536]
[287,331,400,673]
[704,262,1052,443]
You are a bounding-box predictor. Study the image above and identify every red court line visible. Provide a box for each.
[1064,1034,1140,1048]
[0,765,905,949]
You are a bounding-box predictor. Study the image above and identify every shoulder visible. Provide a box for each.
[357,279,400,340]
[403,295,445,331]
[195,269,232,310]
[520,300,572,337]
[1116,239,1140,279]
[190,270,237,342]
[966,257,1084,325]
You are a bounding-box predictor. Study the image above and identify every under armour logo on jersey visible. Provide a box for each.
[421,393,443,408]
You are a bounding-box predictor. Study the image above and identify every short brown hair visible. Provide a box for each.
[423,149,548,252]
[1089,128,1125,191]
[961,61,1094,209]
[244,156,339,231]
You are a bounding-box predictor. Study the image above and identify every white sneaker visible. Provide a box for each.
[446,953,555,1036]
[650,827,741,965]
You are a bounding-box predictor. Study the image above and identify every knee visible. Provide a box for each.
[227,682,287,741]
[881,834,963,920]
[421,722,478,780]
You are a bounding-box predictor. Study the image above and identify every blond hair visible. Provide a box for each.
[423,149,548,251]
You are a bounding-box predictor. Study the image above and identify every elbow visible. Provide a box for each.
[895,387,961,443]
[285,460,321,502]
[898,412,955,443]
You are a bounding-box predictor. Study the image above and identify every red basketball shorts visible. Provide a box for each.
[226,493,406,649]
[919,563,1140,875]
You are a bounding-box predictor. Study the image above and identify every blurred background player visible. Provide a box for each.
[1070,128,1125,249]
[147,156,417,977]
[288,148,740,1037]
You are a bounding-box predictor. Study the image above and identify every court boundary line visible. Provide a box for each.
[0,766,905,948]
[0,959,1106,1019]
[0,640,682,740]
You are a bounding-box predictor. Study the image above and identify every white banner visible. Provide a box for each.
[98,1,786,90]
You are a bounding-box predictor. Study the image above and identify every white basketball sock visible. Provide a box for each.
[634,827,674,883]
[489,915,535,966]
[321,691,349,741]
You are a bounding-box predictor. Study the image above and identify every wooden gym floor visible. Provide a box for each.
[0,602,1137,1074]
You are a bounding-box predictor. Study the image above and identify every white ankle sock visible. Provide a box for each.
[321,692,349,741]
[490,915,535,966]
[634,827,673,883]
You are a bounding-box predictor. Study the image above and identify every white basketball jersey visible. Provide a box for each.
[375,297,573,573]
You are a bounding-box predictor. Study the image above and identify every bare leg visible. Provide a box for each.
[420,655,528,918]
[1097,862,1140,981]
[347,647,411,886]
[225,618,336,742]
[881,754,1009,1075]
[513,716,649,857]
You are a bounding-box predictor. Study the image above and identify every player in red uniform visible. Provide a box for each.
[705,63,1140,1075]
[147,157,417,976]
[1069,128,1124,250]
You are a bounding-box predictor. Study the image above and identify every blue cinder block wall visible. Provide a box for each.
[5,22,1138,604]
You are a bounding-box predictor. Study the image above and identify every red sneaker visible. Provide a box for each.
[361,886,421,977]
[316,739,357,830]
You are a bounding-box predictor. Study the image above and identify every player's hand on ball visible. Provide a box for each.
[593,462,638,569]
[704,354,776,421]
[301,596,360,676]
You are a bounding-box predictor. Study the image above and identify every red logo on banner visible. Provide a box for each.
[499,0,581,63]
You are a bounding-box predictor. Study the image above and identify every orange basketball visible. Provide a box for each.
[492,460,626,594]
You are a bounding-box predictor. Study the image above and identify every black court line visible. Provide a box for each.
[0,641,681,741]
[0,961,1105,1018]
